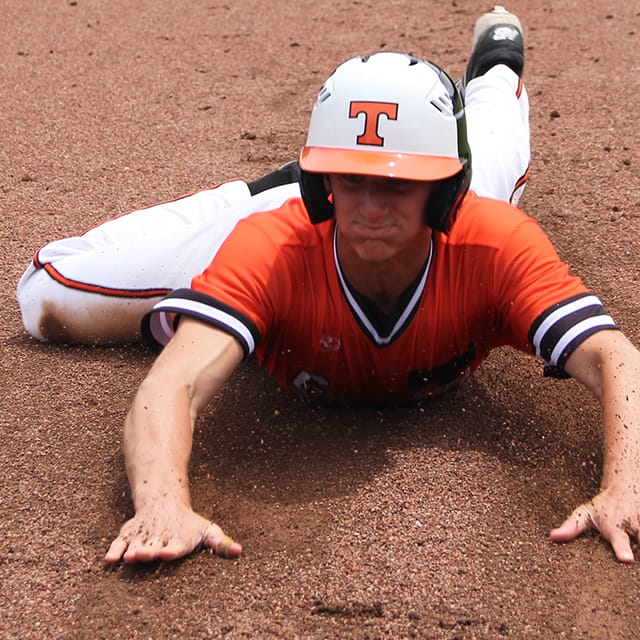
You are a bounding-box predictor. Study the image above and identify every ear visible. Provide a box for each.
[323,174,332,192]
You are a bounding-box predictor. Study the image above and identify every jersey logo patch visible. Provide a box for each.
[349,101,398,147]
[319,335,341,351]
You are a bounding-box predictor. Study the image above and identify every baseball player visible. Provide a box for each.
[16,7,640,564]
[17,8,529,346]
[91,9,640,566]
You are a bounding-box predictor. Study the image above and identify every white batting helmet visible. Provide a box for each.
[298,52,471,232]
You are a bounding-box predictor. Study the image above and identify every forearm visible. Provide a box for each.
[599,351,640,490]
[552,331,640,560]
[123,377,195,511]
[106,319,245,563]
[565,330,640,484]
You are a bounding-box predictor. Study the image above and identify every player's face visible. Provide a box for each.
[327,174,434,263]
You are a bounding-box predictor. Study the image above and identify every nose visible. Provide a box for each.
[357,180,387,220]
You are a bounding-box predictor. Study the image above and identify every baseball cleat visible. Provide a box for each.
[462,6,524,89]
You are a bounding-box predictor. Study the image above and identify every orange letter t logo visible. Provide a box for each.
[349,101,399,147]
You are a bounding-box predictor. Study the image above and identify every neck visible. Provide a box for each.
[336,230,432,314]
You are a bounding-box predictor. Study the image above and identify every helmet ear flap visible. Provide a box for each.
[299,168,334,224]
[424,64,472,233]
[426,161,472,232]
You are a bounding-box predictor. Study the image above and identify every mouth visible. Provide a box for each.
[353,221,396,238]
[355,229,397,245]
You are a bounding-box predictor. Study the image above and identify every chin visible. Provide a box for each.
[354,243,398,262]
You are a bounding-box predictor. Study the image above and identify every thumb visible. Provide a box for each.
[202,521,243,558]
[549,504,595,542]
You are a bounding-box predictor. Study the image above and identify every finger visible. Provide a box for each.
[549,504,595,542]
[606,528,635,563]
[127,536,171,563]
[105,537,129,564]
[121,535,164,564]
[202,522,242,558]
[157,537,200,561]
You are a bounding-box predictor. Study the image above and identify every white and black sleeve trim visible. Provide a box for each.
[528,293,618,378]
[141,288,261,358]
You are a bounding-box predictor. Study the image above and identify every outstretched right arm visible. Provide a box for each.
[105,316,244,564]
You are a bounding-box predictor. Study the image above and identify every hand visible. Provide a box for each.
[105,497,242,564]
[550,486,640,563]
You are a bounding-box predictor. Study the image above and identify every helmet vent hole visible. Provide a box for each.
[430,94,453,114]
[317,86,332,103]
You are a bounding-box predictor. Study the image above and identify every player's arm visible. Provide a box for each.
[105,316,244,564]
[549,329,640,562]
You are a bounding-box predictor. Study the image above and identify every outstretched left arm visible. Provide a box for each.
[550,329,640,562]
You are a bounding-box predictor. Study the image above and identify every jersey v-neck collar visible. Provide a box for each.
[333,226,434,346]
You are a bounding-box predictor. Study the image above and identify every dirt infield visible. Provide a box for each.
[2,1,640,638]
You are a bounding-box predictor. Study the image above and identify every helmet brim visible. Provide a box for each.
[299,146,463,181]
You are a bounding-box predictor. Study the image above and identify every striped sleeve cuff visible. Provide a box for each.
[141,288,261,358]
[528,293,618,378]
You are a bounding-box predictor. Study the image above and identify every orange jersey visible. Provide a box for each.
[145,192,616,405]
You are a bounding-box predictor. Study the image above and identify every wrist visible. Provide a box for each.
[127,466,192,510]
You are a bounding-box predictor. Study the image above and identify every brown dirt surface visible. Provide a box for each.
[2,1,640,638]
